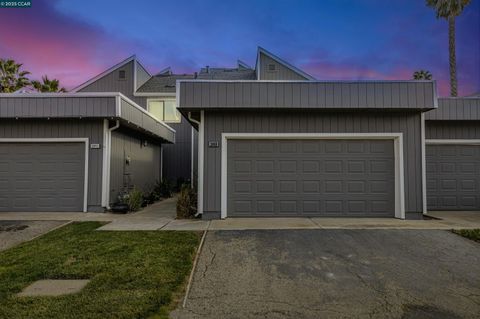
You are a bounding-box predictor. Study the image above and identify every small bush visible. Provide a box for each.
[176,184,197,219]
[154,179,173,198]
[127,187,143,212]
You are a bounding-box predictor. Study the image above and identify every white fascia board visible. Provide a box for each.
[117,93,176,134]
[133,92,176,97]
[175,79,436,84]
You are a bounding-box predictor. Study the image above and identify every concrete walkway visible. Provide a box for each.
[0,199,479,230]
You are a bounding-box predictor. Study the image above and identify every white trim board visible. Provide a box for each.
[134,92,176,97]
[197,111,205,216]
[220,133,405,219]
[421,113,427,214]
[425,139,480,145]
[0,138,89,212]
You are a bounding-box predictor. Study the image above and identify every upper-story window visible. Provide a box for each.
[118,70,126,80]
[147,99,181,123]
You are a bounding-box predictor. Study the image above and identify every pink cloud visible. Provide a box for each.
[0,0,140,90]
[301,57,475,97]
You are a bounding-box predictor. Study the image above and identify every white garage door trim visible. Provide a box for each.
[221,133,405,219]
[0,138,89,212]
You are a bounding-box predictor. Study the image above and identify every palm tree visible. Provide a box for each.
[0,58,30,93]
[31,76,66,93]
[413,70,433,80]
[426,0,471,96]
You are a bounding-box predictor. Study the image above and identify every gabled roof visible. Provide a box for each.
[71,55,152,93]
[256,46,316,81]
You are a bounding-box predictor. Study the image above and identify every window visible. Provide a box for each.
[147,99,181,123]
[118,70,126,80]
[268,63,276,71]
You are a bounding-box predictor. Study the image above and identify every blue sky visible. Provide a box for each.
[0,0,478,95]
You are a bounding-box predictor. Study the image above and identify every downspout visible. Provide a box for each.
[188,112,202,217]
[105,120,120,209]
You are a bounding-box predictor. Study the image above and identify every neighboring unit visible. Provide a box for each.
[425,97,480,211]
[73,56,196,185]
[0,93,174,212]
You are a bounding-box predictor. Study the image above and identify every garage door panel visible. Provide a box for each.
[427,144,480,211]
[0,142,85,212]
[228,139,395,217]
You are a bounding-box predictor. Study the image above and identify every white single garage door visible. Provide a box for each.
[427,144,480,210]
[227,139,396,217]
[0,142,85,212]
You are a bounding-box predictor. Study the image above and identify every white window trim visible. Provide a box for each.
[147,98,181,123]
[220,133,405,219]
[0,138,89,212]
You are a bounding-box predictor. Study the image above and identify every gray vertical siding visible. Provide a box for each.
[162,120,193,184]
[78,60,144,105]
[203,110,423,214]
[425,98,480,120]
[135,95,194,184]
[135,61,151,90]
[426,121,480,139]
[179,81,437,109]
[0,96,116,118]
[0,119,104,211]
[259,53,309,80]
[109,128,161,202]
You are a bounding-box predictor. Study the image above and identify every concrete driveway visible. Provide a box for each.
[172,229,480,319]
[0,220,67,251]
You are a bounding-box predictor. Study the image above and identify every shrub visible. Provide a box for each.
[154,179,173,198]
[127,187,143,212]
[176,184,197,219]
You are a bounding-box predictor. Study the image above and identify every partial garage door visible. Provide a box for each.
[227,139,395,217]
[0,142,85,212]
[426,144,480,210]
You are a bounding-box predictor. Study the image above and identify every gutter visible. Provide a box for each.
[188,111,203,217]
[188,112,201,191]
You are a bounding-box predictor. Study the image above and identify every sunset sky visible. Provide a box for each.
[0,0,478,96]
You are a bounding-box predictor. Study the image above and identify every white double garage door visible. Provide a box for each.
[0,140,87,212]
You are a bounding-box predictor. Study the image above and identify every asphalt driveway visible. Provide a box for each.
[172,229,480,319]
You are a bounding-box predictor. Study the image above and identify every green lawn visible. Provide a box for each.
[453,229,480,242]
[0,222,201,319]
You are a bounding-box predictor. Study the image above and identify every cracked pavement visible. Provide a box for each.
[170,229,480,319]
